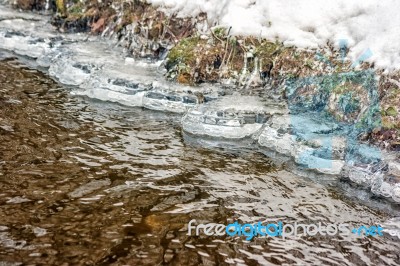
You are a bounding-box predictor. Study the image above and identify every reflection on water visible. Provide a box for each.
[0,58,399,265]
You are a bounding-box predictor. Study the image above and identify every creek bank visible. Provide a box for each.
[23,0,399,150]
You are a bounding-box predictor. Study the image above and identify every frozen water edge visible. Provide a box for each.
[0,6,221,112]
[182,96,285,139]
[382,217,400,240]
[0,6,399,204]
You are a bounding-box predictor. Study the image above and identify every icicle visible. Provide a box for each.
[245,57,259,89]
[238,53,247,86]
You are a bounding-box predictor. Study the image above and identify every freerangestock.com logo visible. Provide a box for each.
[187,219,384,240]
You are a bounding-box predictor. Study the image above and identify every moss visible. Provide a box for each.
[332,84,349,94]
[386,106,398,117]
[56,0,67,17]
[254,40,280,60]
[285,73,297,79]
[167,36,201,64]
[305,59,313,69]
[382,117,397,129]
[213,27,227,39]
[388,88,400,99]
[165,36,206,84]
[68,3,84,15]
[228,36,237,45]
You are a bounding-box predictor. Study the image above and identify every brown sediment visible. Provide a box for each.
[0,57,187,265]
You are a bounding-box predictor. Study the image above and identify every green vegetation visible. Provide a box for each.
[68,2,84,15]
[167,36,201,64]
[254,40,280,59]
[386,106,398,117]
[213,27,227,39]
[56,0,67,17]
[332,83,349,94]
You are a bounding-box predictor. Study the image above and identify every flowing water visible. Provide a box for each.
[0,6,400,266]
[0,54,400,266]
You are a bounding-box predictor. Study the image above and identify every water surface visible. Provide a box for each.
[0,58,399,265]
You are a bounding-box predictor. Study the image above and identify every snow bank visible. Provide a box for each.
[148,0,400,70]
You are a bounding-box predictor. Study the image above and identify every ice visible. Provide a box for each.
[371,174,399,199]
[258,127,296,155]
[382,217,400,239]
[393,185,400,202]
[340,162,400,203]
[183,112,264,139]
[73,67,154,107]
[49,56,95,86]
[388,161,400,177]
[347,166,376,187]
[143,90,199,113]
[0,7,221,111]
[182,96,276,139]
[0,30,50,58]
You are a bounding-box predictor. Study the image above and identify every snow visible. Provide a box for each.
[148,0,400,70]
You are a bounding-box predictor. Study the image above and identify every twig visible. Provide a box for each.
[210,28,224,44]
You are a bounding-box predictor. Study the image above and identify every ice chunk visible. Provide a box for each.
[182,96,272,139]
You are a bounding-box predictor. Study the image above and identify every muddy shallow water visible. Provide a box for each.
[0,57,399,265]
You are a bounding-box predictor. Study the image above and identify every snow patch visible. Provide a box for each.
[148,0,400,70]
